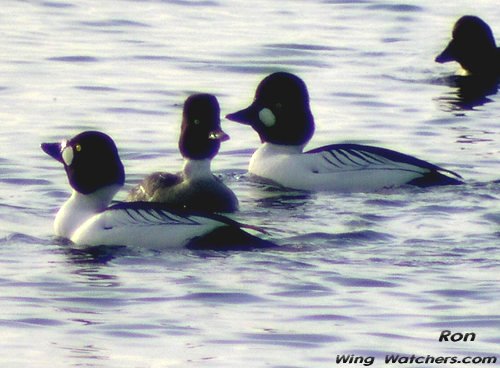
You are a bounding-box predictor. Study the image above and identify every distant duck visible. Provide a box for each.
[127,94,238,213]
[42,131,272,250]
[226,72,463,192]
[436,15,500,76]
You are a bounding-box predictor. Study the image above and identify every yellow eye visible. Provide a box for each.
[75,144,82,152]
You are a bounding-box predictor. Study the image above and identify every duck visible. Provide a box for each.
[41,130,272,250]
[226,72,463,192]
[436,15,500,76]
[127,93,238,213]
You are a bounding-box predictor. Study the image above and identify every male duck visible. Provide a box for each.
[226,72,463,192]
[436,15,500,76]
[42,131,271,250]
[128,94,238,212]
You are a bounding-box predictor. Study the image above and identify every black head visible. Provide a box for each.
[179,94,229,160]
[41,131,125,194]
[226,72,314,146]
[436,16,497,74]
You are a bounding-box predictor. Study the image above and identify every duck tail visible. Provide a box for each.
[186,226,276,251]
[408,169,463,187]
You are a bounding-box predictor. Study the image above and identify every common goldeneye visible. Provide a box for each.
[42,131,272,250]
[226,72,463,192]
[127,94,238,212]
[436,15,500,76]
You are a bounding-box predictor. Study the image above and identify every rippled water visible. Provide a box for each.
[0,1,499,367]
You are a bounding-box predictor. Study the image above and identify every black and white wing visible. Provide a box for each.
[71,202,274,250]
[71,202,234,249]
[305,143,462,187]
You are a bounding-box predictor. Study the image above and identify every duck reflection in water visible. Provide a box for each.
[242,175,313,210]
[436,75,498,111]
[435,15,500,111]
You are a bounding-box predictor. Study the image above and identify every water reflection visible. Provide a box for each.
[63,241,127,265]
[243,176,314,209]
[255,191,313,210]
[58,343,110,367]
[436,75,499,112]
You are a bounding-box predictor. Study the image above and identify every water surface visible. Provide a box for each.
[0,0,498,367]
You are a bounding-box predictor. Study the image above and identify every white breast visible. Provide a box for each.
[54,185,121,238]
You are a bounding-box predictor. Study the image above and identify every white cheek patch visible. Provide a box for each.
[62,146,74,166]
[258,108,276,127]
